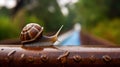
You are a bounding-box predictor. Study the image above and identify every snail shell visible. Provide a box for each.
[20,23,63,46]
[20,23,43,44]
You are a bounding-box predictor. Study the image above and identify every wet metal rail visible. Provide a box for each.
[0,45,120,67]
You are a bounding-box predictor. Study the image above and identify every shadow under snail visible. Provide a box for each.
[20,23,63,47]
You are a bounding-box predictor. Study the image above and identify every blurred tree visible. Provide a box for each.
[12,0,68,33]
[107,0,120,18]
[27,0,67,32]
[74,0,120,44]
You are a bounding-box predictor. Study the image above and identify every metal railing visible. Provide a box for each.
[0,45,120,67]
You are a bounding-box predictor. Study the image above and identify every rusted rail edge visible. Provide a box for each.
[0,45,120,67]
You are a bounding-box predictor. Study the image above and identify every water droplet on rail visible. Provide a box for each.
[7,50,16,57]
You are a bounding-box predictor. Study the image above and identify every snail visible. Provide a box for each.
[20,23,63,47]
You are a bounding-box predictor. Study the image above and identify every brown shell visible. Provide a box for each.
[20,23,43,43]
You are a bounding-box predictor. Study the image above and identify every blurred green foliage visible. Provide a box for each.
[0,8,20,40]
[92,18,120,45]
[74,0,120,44]
[0,16,19,40]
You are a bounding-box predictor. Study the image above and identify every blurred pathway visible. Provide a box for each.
[54,23,81,46]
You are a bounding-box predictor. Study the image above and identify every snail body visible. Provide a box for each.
[20,23,63,46]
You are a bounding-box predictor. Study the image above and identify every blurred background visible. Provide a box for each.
[0,0,120,46]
